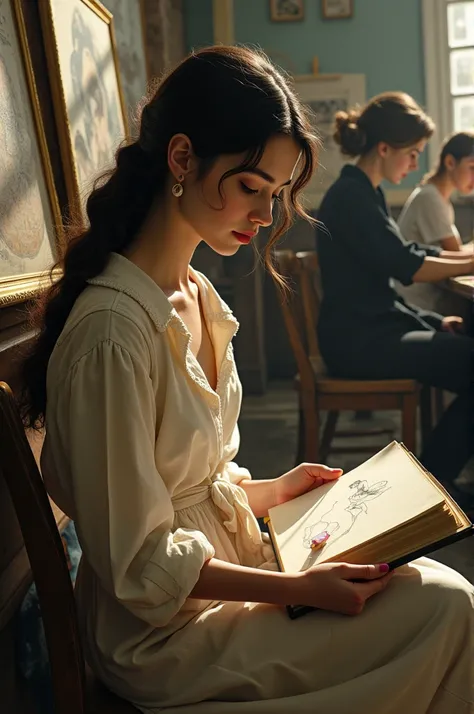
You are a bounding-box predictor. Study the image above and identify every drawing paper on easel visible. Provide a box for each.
[293,73,366,208]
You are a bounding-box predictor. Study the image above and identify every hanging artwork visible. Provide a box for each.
[322,0,353,20]
[270,0,304,22]
[39,0,128,215]
[0,0,61,307]
[294,73,366,208]
[102,0,150,131]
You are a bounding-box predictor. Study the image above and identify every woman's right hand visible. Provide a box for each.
[294,562,394,615]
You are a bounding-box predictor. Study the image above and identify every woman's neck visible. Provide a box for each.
[356,155,384,189]
[428,173,455,201]
[124,199,201,294]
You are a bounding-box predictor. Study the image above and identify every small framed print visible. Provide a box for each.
[270,0,304,23]
[322,0,353,20]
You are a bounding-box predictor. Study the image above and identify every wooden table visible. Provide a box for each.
[448,275,474,301]
[441,277,473,334]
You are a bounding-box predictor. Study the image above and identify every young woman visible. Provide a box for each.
[317,92,474,493]
[21,51,473,714]
[399,131,474,250]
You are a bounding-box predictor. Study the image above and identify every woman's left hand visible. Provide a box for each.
[274,462,343,506]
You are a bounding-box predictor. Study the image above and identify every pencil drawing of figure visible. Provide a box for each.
[303,479,391,550]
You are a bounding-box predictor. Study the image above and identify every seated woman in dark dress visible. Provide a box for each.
[316,92,474,495]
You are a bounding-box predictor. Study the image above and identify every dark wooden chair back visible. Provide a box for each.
[0,381,86,714]
[273,250,316,391]
[294,251,326,376]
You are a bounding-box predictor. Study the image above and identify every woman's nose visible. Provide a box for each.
[250,201,273,228]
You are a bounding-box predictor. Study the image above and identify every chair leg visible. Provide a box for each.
[401,393,418,454]
[320,411,339,463]
[301,391,320,464]
[296,407,305,466]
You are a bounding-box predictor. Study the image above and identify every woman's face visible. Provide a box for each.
[381,140,427,184]
[177,134,302,257]
[449,155,474,194]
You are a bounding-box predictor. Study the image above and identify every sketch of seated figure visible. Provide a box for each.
[302,479,391,550]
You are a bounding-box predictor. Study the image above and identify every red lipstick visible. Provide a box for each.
[232,231,255,245]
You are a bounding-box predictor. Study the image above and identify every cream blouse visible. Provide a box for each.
[41,253,271,692]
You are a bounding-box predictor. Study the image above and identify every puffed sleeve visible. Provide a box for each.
[58,339,215,627]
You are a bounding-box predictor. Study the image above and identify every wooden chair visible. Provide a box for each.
[274,250,433,464]
[0,381,139,714]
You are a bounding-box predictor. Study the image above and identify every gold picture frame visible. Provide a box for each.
[39,0,129,218]
[322,0,353,20]
[0,0,62,307]
[270,0,304,22]
[102,0,151,131]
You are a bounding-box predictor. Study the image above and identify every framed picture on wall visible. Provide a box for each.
[39,0,128,217]
[101,0,150,131]
[0,0,62,307]
[270,0,304,22]
[322,0,353,20]
[294,73,366,208]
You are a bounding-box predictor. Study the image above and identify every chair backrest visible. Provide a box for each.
[295,251,326,376]
[0,382,86,714]
[274,250,326,386]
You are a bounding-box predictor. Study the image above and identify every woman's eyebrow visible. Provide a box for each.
[245,167,292,187]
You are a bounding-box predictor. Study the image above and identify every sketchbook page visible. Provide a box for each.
[268,441,445,573]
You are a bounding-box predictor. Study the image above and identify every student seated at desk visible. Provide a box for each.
[18,52,474,714]
[398,131,474,251]
[316,92,474,492]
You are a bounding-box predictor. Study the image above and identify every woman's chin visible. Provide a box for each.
[203,238,242,257]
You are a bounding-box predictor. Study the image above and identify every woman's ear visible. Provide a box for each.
[377,142,389,158]
[167,133,195,180]
[444,154,456,173]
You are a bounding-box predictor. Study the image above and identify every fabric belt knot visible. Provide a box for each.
[210,479,262,546]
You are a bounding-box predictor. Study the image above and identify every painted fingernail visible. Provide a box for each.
[379,563,390,573]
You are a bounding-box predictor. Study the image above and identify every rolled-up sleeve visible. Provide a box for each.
[59,340,215,627]
[342,183,440,285]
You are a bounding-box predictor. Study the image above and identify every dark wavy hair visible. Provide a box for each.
[20,45,319,429]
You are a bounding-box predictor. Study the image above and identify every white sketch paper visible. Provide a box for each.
[268,441,445,573]
[302,478,391,552]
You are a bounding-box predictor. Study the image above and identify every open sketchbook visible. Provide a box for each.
[267,441,473,619]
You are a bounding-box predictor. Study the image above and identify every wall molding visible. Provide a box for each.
[212,0,234,45]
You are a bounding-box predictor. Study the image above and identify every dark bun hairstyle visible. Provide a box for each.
[333,92,435,158]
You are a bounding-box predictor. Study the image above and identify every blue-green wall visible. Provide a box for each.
[183,0,428,186]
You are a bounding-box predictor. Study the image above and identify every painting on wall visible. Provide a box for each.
[270,0,304,22]
[0,0,62,307]
[322,0,353,20]
[39,0,128,216]
[102,0,149,131]
[294,73,366,208]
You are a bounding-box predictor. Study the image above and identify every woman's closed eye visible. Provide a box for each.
[240,181,283,203]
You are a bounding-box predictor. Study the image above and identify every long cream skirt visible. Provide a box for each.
[129,558,474,714]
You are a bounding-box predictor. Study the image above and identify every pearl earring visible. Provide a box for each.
[172,174,184,197]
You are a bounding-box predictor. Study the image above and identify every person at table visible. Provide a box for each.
[316,92,474,493]
[398,131,474,251]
